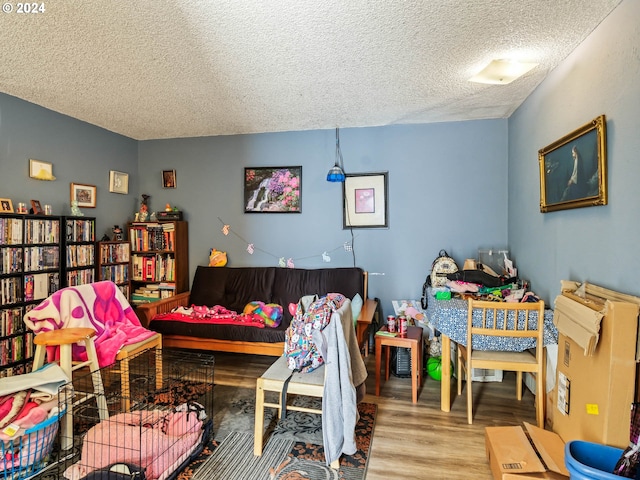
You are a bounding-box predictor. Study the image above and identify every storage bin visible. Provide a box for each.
[1,409,65,480]
[565,440,624,479]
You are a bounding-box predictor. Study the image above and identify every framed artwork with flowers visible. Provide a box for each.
[244,166,301,213]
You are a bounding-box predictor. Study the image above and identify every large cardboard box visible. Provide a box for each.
[552,286,639,448]
[485,422,568,479]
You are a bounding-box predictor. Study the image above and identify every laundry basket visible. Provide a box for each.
[0,409,65,480]
[565,440,623,480]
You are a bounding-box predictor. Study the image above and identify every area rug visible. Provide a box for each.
[177,384,377,480]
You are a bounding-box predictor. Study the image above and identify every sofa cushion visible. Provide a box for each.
[190,266,276,313]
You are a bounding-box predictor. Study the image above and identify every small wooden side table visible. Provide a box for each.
[375,325,423,403]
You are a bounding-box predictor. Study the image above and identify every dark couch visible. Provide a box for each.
[136,266,368,356]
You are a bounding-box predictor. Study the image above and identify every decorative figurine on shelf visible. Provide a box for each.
[138,194,150,222]
[112,225,123,241]
[165,203,172,212]
[150,211,157,221]
[70,200,84,216]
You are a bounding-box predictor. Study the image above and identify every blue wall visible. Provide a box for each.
[508,0,640,303]
[138,121,509,313]
[0,93,139,238]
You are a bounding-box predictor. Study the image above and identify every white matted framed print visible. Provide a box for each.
[343,172,389,228]
[70,183,97,208]
[109,170,129,194]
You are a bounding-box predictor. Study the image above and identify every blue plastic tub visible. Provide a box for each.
[565,440,624,479]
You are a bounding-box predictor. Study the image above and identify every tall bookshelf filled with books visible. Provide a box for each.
[128,221,188,306]
[97,240,131,300]
[1,213,62,377]
[63,216,96,287]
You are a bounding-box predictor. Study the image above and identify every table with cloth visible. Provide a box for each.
[425,293,558,412]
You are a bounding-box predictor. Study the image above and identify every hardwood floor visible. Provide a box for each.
[211,350,539,480]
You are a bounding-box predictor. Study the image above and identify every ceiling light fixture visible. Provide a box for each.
[469,59,538,85]
[326,127,346,182]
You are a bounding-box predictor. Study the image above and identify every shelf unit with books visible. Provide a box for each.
[97,240,131,300]
[1,213,62,377]
[63,216,96,287]
[128,220,188,306]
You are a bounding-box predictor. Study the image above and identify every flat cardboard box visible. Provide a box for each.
[552,293,638,448]
[485,422,568,480]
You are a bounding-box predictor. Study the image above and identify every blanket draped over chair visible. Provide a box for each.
[24,281,157,367]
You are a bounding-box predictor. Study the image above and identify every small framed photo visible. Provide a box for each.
[343,172,389,228]
[29,159,55,180]
[162,170,177,188]
[0,198,14,213]
[109,170,129,194]
[70,183,97,208]
[244,166,302,213]
[30,199,43,214]
[539,115,607,213]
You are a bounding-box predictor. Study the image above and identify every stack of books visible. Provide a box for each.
[131,284,161,305]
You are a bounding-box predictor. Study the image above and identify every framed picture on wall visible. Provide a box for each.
[162,170,177,188]
[244,166,302,213]
[29,159,55,181]
[539,115,607,213]
[109,170,129,194]
[70,183,97,208]
[343,172,389,228]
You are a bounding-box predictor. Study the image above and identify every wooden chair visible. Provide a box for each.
[254,356,339,468]
[254,298,367,469]
[457,299,546,428]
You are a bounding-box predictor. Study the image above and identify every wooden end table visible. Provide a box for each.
[375,325,423,403]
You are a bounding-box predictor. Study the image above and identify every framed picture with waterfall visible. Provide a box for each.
[244,166,302,213]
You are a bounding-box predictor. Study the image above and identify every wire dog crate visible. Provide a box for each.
[59,348,214,480]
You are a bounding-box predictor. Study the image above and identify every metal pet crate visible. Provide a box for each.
[59,348,214,480]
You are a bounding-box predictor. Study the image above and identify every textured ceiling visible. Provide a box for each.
[0,1,622,140]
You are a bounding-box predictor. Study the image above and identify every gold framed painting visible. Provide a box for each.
[539,115,607,213]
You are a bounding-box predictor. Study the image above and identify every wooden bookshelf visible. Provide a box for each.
[128,221,188,306]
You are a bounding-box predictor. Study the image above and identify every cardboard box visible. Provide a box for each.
[552,287,639,448]
[485,422,568,479]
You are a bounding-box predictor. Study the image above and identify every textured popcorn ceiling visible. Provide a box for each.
[0,1,622,140]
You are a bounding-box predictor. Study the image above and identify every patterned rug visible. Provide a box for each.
[177,385,377,480]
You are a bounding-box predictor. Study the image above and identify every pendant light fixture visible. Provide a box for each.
[326,127,346,182]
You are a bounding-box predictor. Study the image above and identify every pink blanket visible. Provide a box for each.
[64,409,204,480]
[24,281,156,367]
[152,305,266,328]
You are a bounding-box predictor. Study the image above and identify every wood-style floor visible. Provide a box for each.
[212,350,539,480]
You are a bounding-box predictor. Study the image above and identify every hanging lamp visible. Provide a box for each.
[326,127,346,182]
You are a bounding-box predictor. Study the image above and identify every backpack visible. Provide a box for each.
[430,249,458,287]
[284,293,345,373]
[422,250,459,309]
